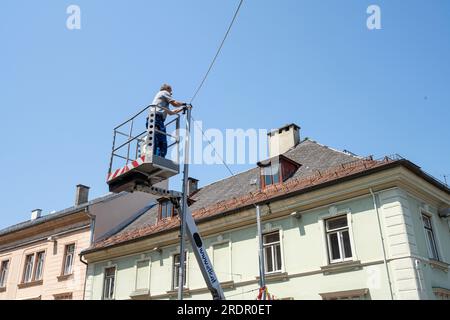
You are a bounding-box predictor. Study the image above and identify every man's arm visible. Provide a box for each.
[169,100,186,108]
[168,100,187,114]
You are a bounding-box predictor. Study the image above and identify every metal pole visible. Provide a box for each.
[108,130,117,176]
[178,106,192,300]
[256,205,266,300]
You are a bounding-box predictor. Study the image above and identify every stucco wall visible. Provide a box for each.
[0,228,90,300]
[86,187,449,300]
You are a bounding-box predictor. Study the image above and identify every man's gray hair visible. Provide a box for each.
[160,83,172,91]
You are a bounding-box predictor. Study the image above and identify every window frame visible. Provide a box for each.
[259,156,300,189]
[263,231,283,274]
[62,243,76,276]
[421,213,440,261]
[172,252,187,290]
[260,163,282,189]
[159,199,177,220]
[22,254,35,284]
[325,215,353,264]
[33,251,46,281]
[0,259,10,288]
[102,265,117,300]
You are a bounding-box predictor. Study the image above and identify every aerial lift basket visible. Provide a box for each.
[107,105,181,193]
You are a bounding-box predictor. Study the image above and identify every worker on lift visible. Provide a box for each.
[147,84,187,158]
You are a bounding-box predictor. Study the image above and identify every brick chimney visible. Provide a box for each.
[75,184,90,206]
[187,178,199,196]
[267,123,301,157]
[31,209,42,221]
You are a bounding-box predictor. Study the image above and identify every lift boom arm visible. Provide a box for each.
[184,206,226,300]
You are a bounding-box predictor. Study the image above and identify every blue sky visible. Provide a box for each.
[0,0,449,229]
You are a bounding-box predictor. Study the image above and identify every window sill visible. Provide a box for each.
[0,287,6,293]
[18,280,43,289]
[220,280,236,289]
[57,274,73,282]
[166,288,191,298]
[256,272,289,283]
[320,260,362,275]
[429,259,449,273]
[433,287,450,297]
[130,289,150,300]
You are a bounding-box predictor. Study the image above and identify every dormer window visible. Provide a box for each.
[258,155,300,189]
[158,199,178,220]
[261,162,281,187]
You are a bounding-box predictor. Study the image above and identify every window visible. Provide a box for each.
[103,266,116,300]
[62,244,75,275]
[261,163,280,187]
[326,216,353,263]
[34,252,45,281]
[258,155,300,189]
[159,200,177,220]
[172,253,187,289]
[422,214,440,261]
[263,231,282,273]
[0,260,9,288]
[23,254,34,283]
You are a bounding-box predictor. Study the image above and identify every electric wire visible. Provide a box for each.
[191,114,236,177]
[225,288,260,299]
[189,0,244,104]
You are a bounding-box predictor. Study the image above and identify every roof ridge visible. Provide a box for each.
[307,140,362,159]
[0,192,127,237]
[191,138,313,192]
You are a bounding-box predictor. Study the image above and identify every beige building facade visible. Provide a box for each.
[0,186,154,300]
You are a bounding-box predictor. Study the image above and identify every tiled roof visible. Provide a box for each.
[84,140,449,254]
[90,156,396,251]
[87,140,366,251]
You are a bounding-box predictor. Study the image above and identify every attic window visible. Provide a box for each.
[159,199,178,220]
[258,155,300,189]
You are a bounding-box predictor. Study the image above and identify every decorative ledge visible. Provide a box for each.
[0,287,6,293]
[433,287,450,297]
[320,260,362,275]
[256,272,289,283]
[429,259,449,273]
[166,288,191,298]
[53,292,73,300]
[130,289,150,300]
[320,288,369,300]
[57,274,73,282]
[220,280,236,289]
[18,280,43,289]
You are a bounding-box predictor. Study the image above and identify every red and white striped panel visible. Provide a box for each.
[107,155,146,182]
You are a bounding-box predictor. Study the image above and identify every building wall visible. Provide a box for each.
[85,188,450,300]
[0,228,90,300]
[92,191,155,242]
